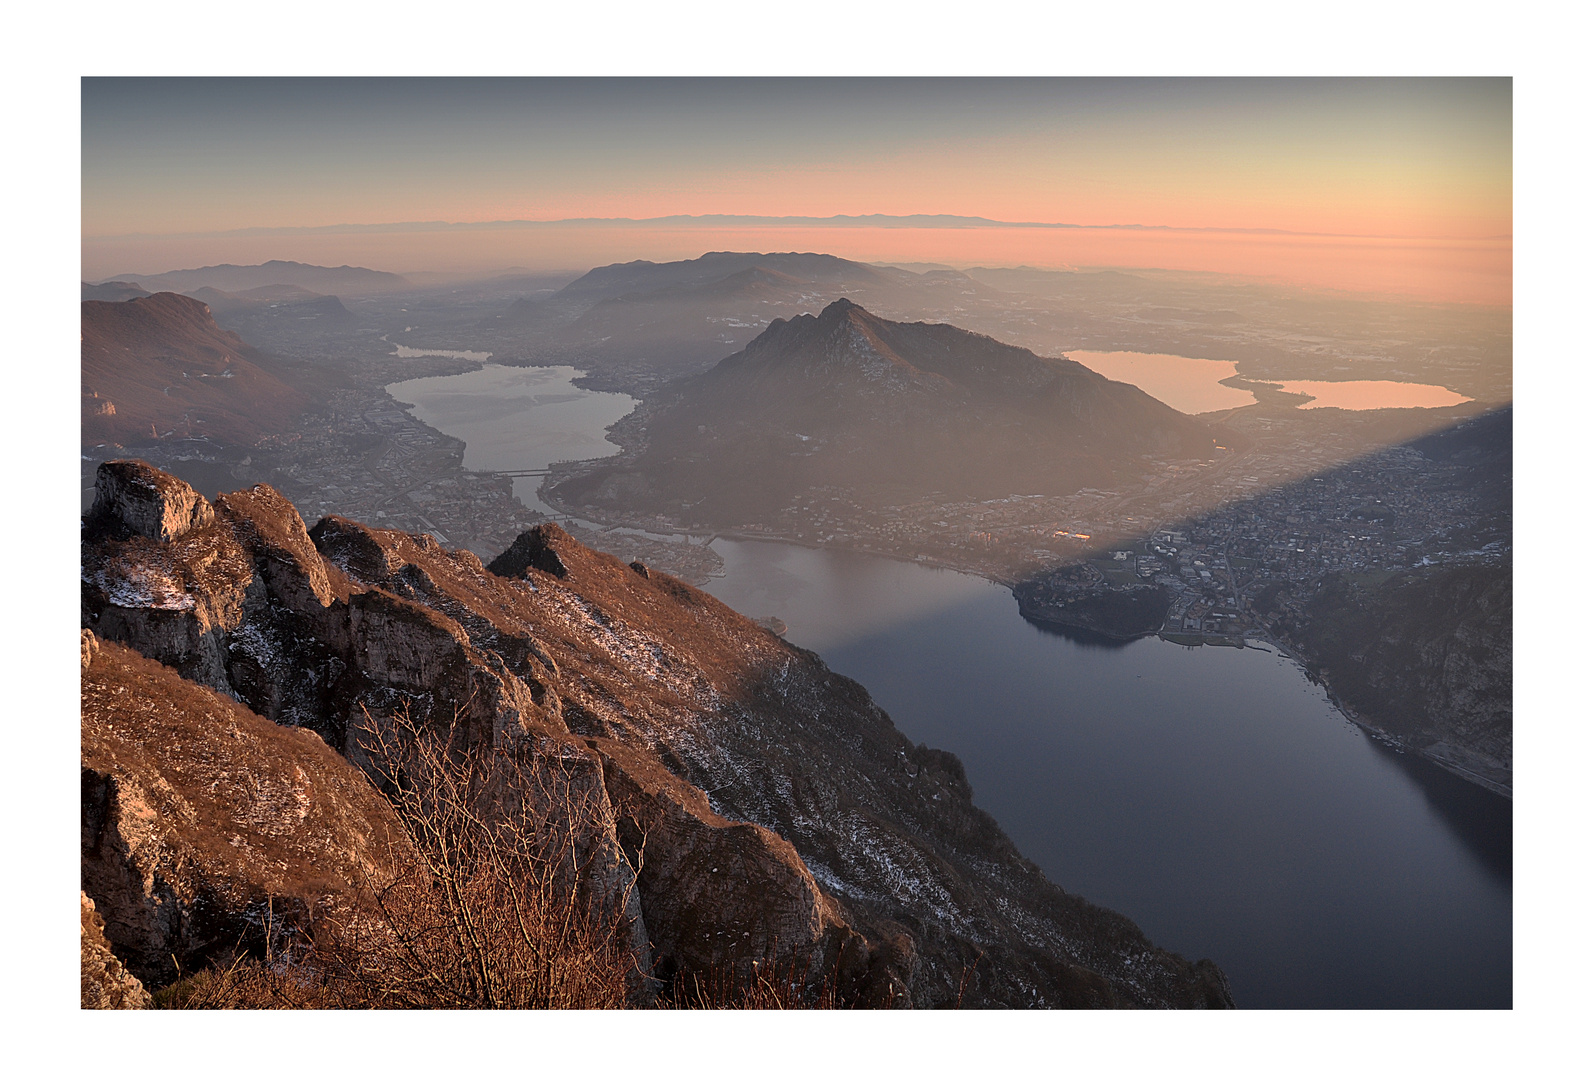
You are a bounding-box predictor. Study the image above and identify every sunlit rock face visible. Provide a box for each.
[80,632,417,989]
[82,462,1233,1008]
[81,891,151,1010]
[91,459,216,542]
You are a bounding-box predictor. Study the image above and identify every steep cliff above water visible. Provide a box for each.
[82,460,1233,1008]
[1286,562,1512,795]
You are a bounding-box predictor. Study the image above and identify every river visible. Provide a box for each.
[387,361,1512,1009]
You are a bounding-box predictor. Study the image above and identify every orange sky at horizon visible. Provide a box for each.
[82,222,1512,306]
[82,79,1511,304]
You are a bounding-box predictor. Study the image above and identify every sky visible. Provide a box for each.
[81,78,1511,302]
[12,8,1577,1069]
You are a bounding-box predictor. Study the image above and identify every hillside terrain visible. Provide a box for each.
[81,292,328,447]
[81,460,1233,1009]
[1276,408,1513,792]
[547,298,1215,527]
[81,631,416,992]
[1285,562,1511,792]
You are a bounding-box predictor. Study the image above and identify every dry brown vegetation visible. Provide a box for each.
[150,700,858,1010]
[156,703,644,1009]
[662,954,843,1010]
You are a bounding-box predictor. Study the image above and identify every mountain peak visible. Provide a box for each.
[551,307,1217,522]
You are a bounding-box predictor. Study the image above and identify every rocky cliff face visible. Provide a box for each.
[81,630,416,991]
[81,891,151,1009]
[82,461,1233,1008]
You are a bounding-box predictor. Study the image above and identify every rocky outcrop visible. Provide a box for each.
[591,735,851,983]
[489,524,571,579]
[81,892,151,1009]
[81,633,416,987]
[89,459,215,542]
[82,468,256,692]
[83,462,1233,1007]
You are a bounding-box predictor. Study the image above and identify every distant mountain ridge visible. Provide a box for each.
[497,251,1005,391]
[548,299,1216,525]
[97,260,411,296]
[82,280,151,302]
[552,250,894,303]
[185,284,353,322]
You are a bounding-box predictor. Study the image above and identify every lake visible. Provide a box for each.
[702,539,1511,1009]
[1065,351,1257,413]
[1066,350,1475,414]
[1261,378,1474,410]
[386,360,1512,1009]
[387,363,637,515]
[386,340,495,362]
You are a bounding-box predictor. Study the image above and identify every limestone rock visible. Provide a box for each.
[81,638,416,987]
[488,524,572,579]
[308,515,408,586]
[90,460,214,542]
[81,461,1234,1007]
[592,735,846,980]
[81,892,151,1009]
[217,485,334,611]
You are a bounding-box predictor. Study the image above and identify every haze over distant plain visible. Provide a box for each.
[82,78,1511,304]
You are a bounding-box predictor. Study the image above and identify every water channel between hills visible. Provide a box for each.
[389,361,1512,1010]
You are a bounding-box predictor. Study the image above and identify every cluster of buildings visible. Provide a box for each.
[1031,438,1504,642]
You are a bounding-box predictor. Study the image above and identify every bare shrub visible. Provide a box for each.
[157,701,647,1009]
[663,951,841,1009]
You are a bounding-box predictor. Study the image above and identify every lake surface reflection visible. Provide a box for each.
[1265,379,1474,410]
[704,538,1512,1009]
[386,364,636,514]
[1065,350,1257,413]
[1066,350,1474,414]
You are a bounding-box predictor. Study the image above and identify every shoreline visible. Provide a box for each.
[539,490,1514,802]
